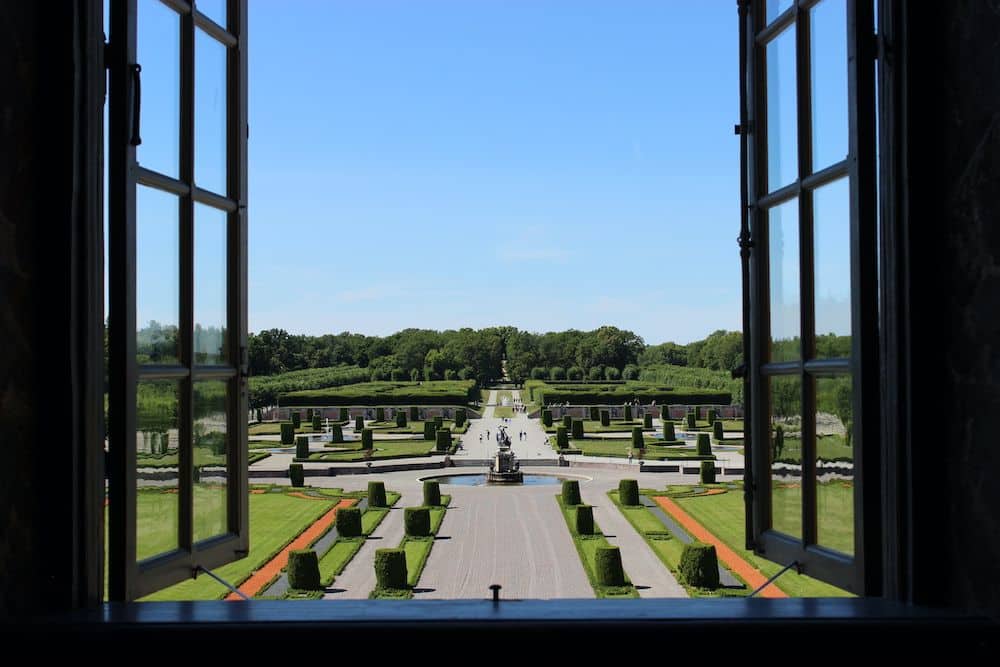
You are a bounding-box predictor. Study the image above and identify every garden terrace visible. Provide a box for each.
[523,380,731,406]
[279,380,478,406]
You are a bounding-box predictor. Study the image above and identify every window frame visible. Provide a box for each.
[107,0,249,601]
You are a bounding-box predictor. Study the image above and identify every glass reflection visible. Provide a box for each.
[194,204,228,365]
[137,186,180,364]
[769,199,800,362]
[815,375,854,555]
[137,0,180,177]
[195,29,228,195]
[770,374,802,539]
[194,380,228,542]
[766,24,797,190]
[136,379,180,561]
[810,0,848,170]
[814,178,852,356]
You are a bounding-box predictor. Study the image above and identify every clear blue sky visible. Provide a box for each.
[123,0,853,347]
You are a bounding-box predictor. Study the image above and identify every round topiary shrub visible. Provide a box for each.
[679,542,720,589]
[696,432,712,456]
[589,406,600,421]
[563,415,573,430]
[368,481,387,507]
[361,428,374,450]
[291,411,301,429]
[409,405,420,421]
[575,504,594,535]
[336,507,362,537]
[375,407,385,422]
[562,479,581,506]
[618,479,640,506]
[330,423,343,443]
[396,411,407,427]
[713,419,724,441]
[643,413,653,429]
[423,480,442,506]
[355,416,364,431]
[600,410,610,427]
[288,463,304,487]
[595,546,625,587]
[280,421,295,445]
[542,409,553,427]
[436,428,451,452]
[295,435,309,459]
[631,426,643,450]
[312,414,322,431]
[455,408,467,428]
[404,507,431,537]
[571,419,584,439]
[556,426,569,449]
[700,460,717,484]
[374,548,408,590]
[663,420,676,441]
[339,407,349,421]
[686,412,696,429]
[287,549,321,590]
[624,405,633,421]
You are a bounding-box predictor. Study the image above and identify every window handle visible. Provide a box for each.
[129,63,142,146]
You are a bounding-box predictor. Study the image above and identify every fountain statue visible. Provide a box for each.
[486,438,523,484]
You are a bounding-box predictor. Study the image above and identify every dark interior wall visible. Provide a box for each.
[905,1,1000,614]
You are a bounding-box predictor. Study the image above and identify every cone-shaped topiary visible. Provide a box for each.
[330,423,343,443]
[595,546,625,586]
[713,420,724,441]
[291,411,301,429]
[404,507,431,536]
[336,507,362,537]
[339,407,349,421]
[375,407,385,422]
[280,422,294,445]
[600,410,610,427]
[355,416,364,431]
[700,460,717,484]
[423,421,436,440]
[409,405,420,421]
[563,415,573,430]
[368,481,387,507]
[571,419,584,439]
[287,549,321,590]
[435,428,451,452]
[590,406,600,421]
[396,411,407,427]
[542,409,553,427]
[556,426,569,448]
[686,412,696,429]
[455,408,467,427]
[361,428,373,450]
[643,413,653,429]
[632,426,644,450]
[562,479,581,506]
[374,548,407,590]
[624,405,632,421]
[696,432,712,456]
[679,542,720,589]
[295,435,309,459]
[423,480,442,506]
[312,414,322,431]
[575,504,595,535]
[707,409,717,426]
[619,479,640,506]
[663,421,676,441]
[289,463,304,487]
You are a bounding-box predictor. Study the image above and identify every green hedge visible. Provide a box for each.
[624,405,632,421]
[287,549,321,590]
[433,416,444,431]
[571,419,584,439]
[696,432,712,456]
[280,380,477,406]
[291,411,301,429]
[375,407,385,421]
[336,507,362,538]
[423,480,442,507]
[618,479,640,506]
[542,409,553,427]
[330,423,343,443]
[563,415,573,430]
[663,421,676,441]
[404,507,431,537]
[562,479,581,506]
[707,408,717,426]
[361,428,374,450]
[409,405,420,421]
[295,435,309,459]
[679,542,720,589]
[374,548,408,590]
[435,428,451,452]
[700,461,717,484]
[312,414,321,431]
[600,410,610,427]
[339,407,349,421]
[713,420,724,441]
[686,412,696,429]
[589,406,600,421]
[396,411,407,427]
[289,463,304,487]
[643,413,653,429]
[595,546,625,587]
[575,505,595,535]
[556,426,569,448]
[367,481,387,508]
[280,422,294,445]
[455,408,467,428]
[355,416,364,431]
[631,427,643,450]
[423,421,436,440]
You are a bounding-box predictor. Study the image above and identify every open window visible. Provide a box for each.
[107,0,249,600]
[739,0,879,594]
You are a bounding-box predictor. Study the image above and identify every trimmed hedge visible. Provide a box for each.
[336,507,362,537]
[423,480,442,506]
[600,410,610,427]
[361,428,374,450]
[624,405,632,421]
[713,420,724,441]
[280,422,295,445]
[686,412,697,429]
[291,411,301,429]
[295,435,309,459]
[404,507,431,537]
[696,432,712,456]
[312,414,322,431]
[433,416,443,431]
[306,408,314,421]
[396,411,407,427]
[575,505,595,535]
[289,463,304,487]
[589,406,600,421]
[339,407,349,421]
[563,415,573,430]
[643,413,653,429]
[374,548,408,590]
[375,407,385,421]
[595,546,625,587]
[355,416,364,431]
[542,409,553,427]
[423,421,436,440]
[528,380,730,406]
[700,461,717,484]
[287,549,321,590]
[562,480,582,506]
[679,542,720,589]
[571,419,584,439]
[556,426,569,449]
[663,421,676,441]
[436,428,452,452]
[455,408,467,428]
[409,405,420,421]
[618,479,640,506]
[367,481,387,508]
[330,423,343,443]
[706,408,717,426]
[631,427,643,450]
[280,380,477,406]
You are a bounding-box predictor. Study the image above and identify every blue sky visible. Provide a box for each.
[123,0,853,346]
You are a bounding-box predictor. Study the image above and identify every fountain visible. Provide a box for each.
[486,430,523,484]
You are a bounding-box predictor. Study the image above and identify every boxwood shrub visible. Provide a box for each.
[618,479,640,506]
[571,419,584,439]
[663,421,676,441]
[562,415,573,430]
[289,463,304,488]
[433,416,443,431]
[409,405,420,421]
[589,406,600,421]
[375,407,384,421]
[679,542,720,589]
[312,414,322,431]
[423,480,442,506]
[404,507,431,537]
[306,408,314,421]
[600,410,610,427]
[374,548,407,590]
[595,546,625,587]
[562,479,581,506]
[435,428,451,452]
[575,504,594,535]
[361,428,374,450]
[624,405,632,421]
[287,549,321,590]
[631,427,644,450]
[713,420,724,441]
[336,507,362,538]
[355,416,364,431]
[291,411,301,429]
[455,408,467,428]
[556,426,569,449]
[396,411,407,427]
[295,435,309,459]
[700,460,717,484]
[330,423,343,443]
[706,408,717,426]
[643,413,653,429]
[696,432,712,456]
[339,407,349,421]
[367,481,387,508]
[686,412,696,429]
[280,421,294,445]
[423,421,436,440]
[542,409,553,427]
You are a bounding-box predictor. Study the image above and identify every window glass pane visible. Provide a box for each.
[815,375,854,555]
[769,374,802,539]
[136,379,180,561]
[194,204,228,365]
[196,0,226,27]
[195,29,228,195]
[194,380,228,542]
[766,0,793,24]
[766,24,797,191]
[769,199,800,362]
[810,0,848,170]
[814,178,852,357]
[137,0,180,177]
[137,186,180,364]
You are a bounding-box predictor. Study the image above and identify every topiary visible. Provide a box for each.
[542,409,553,427]
[773,424,785,460]
[339,407,349,421]
[562,479,581,506]
[455,408,466,428]
[575,505,595,535]
[291,411,301,429]
[600,410,610,427]
[287,549,321,590]
[618,479,640,506]
[624,405,633,421]
[713,419,724,441]
[409,405,419,421]
[556,426,569,449]
[396,411,407,427]
[375,407,385,422]
[280,422,294,445]
[700,460,717,484]
[374,548,407,590]
[571,419,584,439]
[312,414,322,431]
[595,546,625,587]
[590,406,600,421]
[679,542,720,589]
[422,421,436,440]
[404,507,431,536]
[435,428,451,452]
[355,416,364,431]
[361,428,374,450]
[306,408,314,421]
[632,427,644,450]
[336,507,362,537]
[368,481,387,508]
[289,463,304,488]
[433,416,443,431]
[295,435,309,459]
[423,480,442,506]
[686,412,696,429]
[643,413,653,429]
[663,421,676,441]
[330,423,343,443]
[707,409,717,426]
[563,415,573,430]
[696,432,712,456]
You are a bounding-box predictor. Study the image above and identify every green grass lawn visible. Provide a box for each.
[248,421,341,436]
[494,390,513,405]
[402,538,434,587]
[493,406,514,418]
[556,438,714,460]
[545,420,644,433]
[775,434,853,462]
[318,538,364,587]
[366,418,470,435]
[135,448,270,468]
[308,439,438,461]
[556,496,638,599]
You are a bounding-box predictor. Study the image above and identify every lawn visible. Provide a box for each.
[775,435,854,462]
[249,421,340,436]
[279,380,477,407]
[371,495,450,597]
[493,406,514,418]
[307,439,439,461]
[544,420,645,434]
[555,437,715,460]
[136,449,270,467]
[556,496,638,599]
[318,538,364,587]
[367,418,469,435]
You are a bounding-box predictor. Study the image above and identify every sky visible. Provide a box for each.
[121,0,853,347]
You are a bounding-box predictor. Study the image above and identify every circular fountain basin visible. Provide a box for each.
[421,473,586,487]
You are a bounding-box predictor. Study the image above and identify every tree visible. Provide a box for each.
[622,364,640,380]
[833,378,853,448]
